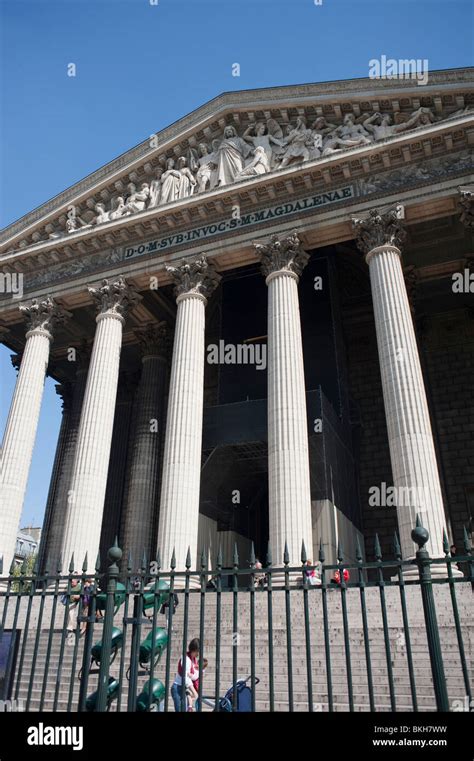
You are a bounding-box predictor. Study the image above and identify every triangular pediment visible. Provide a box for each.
[1,68,473,258]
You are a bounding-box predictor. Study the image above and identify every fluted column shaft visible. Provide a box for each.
[100,376,136,562]
[39,369,88,573]
[37,383,73,574]
[0,297,66,574]
[157,255,220,572]
[353,207,447,563]
[367,244,445,558]
[121,333,168,569]
[1,330,51,572]
[61,313,124,569]
[157,295,206,570]
[256,232,313,567]
[60,277,137,571]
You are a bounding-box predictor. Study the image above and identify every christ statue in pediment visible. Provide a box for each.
[216,125,252,186]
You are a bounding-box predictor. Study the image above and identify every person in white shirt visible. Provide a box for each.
[171,638,205,712]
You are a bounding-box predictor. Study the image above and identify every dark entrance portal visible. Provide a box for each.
[200,250,362,563]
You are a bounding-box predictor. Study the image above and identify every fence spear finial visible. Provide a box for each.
[374,534,382,561]
[319,538,325,564]
[266,541,272,567]
[249,541,256,567]
[393,531,401,560]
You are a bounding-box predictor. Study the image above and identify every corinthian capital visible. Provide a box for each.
[166,254,221,301]
[19,296,70,336]
[459,186,474,229]
[255,231,309,280]
[135,321,172,358]
[10,352,22,374]
[352,205,407,257]
[88,276,140,318]
[55,382,73,412]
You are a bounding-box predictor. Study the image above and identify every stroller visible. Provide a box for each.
[197,675,259,712]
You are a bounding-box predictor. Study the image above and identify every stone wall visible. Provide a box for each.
[343,314,397,561]
[421,308,474,550]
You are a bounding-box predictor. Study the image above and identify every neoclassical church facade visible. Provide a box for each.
[0,68,473,578]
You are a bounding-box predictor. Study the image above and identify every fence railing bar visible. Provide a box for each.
[356,547,375,712]
[393,536,418,713]
[445,552,472,702]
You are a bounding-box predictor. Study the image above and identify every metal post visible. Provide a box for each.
[95,539,121,712]
[412,518,449,712]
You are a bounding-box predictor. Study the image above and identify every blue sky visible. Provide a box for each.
[0,0,472,528]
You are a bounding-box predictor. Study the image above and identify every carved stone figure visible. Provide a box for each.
[160,158,181,205]
[363,108,435,140]
[333,113,372,146]
[243,120,284,168]
[148,169,163,209]
[94,202,110,225]
[309,117,336,158]
[66,211,90,234]
[193,142,218,192]
[122,182,150,215]
[216,125,252,186]
[277,118,315,168]
[176,156,197,199]
[237,145,270,178]
[109,195,126,220]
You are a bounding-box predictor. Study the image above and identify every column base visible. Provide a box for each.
[392,560,465,580]
[267,570,321,588]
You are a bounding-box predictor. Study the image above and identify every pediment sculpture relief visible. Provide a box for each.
[44,104,468,239]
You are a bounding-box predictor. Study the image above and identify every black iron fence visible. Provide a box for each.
[0,518,472,713]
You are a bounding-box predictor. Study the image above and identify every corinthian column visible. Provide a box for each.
[121,323,170,570]
[157,256,220,573]
[255,232,313,568]
[38,344,90,573]
[0,297,68,574]
[60,277,138,572]
[353,206,448,566]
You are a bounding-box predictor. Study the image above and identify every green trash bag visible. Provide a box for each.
[85,676,120,712]
[91,627,123,666]
[136,678,166,712]
[142,580,170,612]
[95,582,126,614]
[139,627,168,667]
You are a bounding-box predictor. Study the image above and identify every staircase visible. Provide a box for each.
[9,584,474,712]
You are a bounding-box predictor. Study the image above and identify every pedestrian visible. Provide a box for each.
[62,575,81,644]
[304,559,318,585]
[171,638,206,712]
[80,579,93,635]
